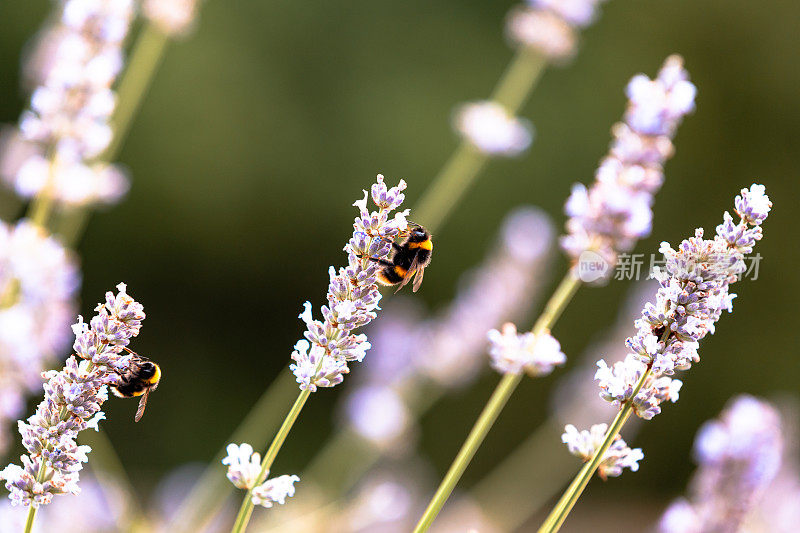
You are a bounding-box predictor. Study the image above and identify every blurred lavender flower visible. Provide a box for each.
[0,473,125,533]
[221,443,298,509]
[487,322,565,376]
[658,395,783,533]
[561,55,696,281]
[0,220,80,455]
[143,0,200,37]
[595,184,771,421]
[506,0,608,61]
[344,385,412,452]
[0,284,144,508]
[417,206,555,387]
[1,0,134,207]
[290,174,409,392]
[561,423,643,479]
[453,101,533,156]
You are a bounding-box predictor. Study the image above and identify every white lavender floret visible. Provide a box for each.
[561,423,643,479]
[221,443,299,509]
[289,175,409,392]
[658,396,783,533]
[487,322,565,377]
[0,284,144,508]
[507,0,607,60]
[595,185,771,421]
[561,56,696,278]
[143,0,200,37]
[453,101,533,157]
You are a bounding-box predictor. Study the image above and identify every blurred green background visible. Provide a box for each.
[1,0,798,530]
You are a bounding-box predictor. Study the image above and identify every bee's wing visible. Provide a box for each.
[395,255,423,293]
[135,389,150,422]
[411,264,426,292]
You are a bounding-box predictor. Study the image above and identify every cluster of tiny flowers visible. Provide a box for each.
[595,184,771,420]
[340,207,554,448]
[221,443,299,509]
[506,0,608,60]
[561,423,643,479]
[658,395,783,533]
[561,55,696,279]
[0,220,80,455]
[487,323,565,377]
[0,284,144,508]
[453,101,533,157]
[1,0,135,206]
[289,175,409,391]
[143,0,200,38]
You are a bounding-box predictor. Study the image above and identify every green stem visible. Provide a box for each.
[412,273,581,532]
[230,388,311,533]
[414,49,547,233]
[537,367,652,533]
[490,49,547,111]
[23,504,37,533]
[100,23,169,162]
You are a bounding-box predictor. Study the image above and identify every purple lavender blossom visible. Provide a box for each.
[289,175,409,392]
[506,0,608,61]
[454,101,533,157]
[658,395,783,533]
[0,220,80,456]
[595,185,772,421]
[1,0,135,207]
[561,55,696,282]
[0,284,144,508]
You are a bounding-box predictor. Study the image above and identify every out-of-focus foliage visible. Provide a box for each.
[0,0,797,526]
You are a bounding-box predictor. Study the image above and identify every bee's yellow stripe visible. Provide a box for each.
[394,266,408,276]
[146,365,162,386]
[408,239,433,250]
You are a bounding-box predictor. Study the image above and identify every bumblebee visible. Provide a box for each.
[110,349,161,422]
[363,222,433,292]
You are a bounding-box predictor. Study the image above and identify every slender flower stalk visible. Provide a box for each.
[0,284,145,532]
[539,184,773,533]
[227,175,410,533]
[412,55,695,532]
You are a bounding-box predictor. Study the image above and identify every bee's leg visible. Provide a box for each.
[356,254,394,268]
[391,243,404,252]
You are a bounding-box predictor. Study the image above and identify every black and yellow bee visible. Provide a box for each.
[110,349,161,422]
[363,222,433,292]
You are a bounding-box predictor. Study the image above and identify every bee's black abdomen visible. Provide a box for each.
[112,381,147,398]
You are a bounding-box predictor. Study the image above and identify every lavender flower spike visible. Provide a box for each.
[595,184,771,421]
[290,174,409,391]
[561,423,643,479]
[561,55,696,283]
[0,284,145,508]
[222,443,299,509]
[658,395,783,533]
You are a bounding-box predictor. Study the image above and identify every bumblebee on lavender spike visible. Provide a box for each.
[110,348,161,422]
[361,222,433,292]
